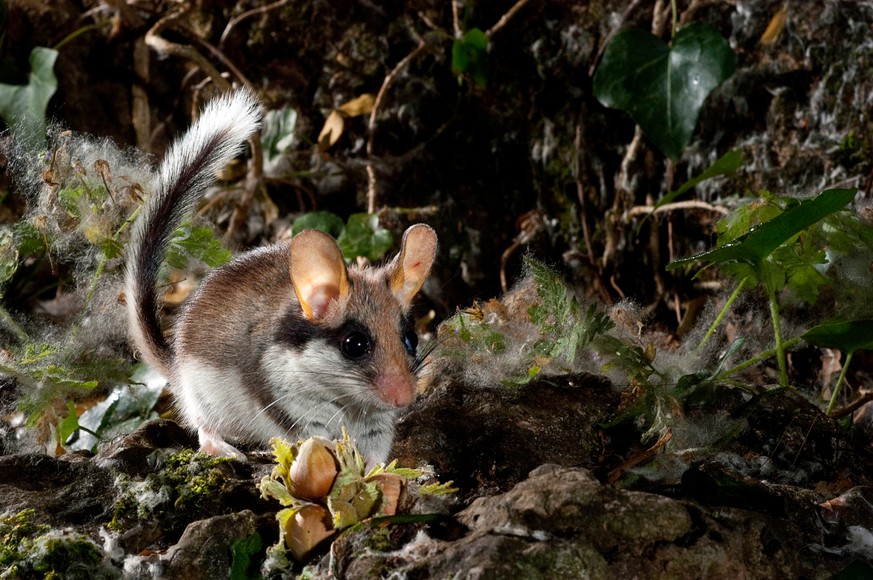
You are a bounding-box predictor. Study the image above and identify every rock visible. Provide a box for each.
[96,419,198,476]
[0,453,116,528]
[458,464,693,551]
[313,464,863,578]
[393,374,619,496]
[123,510,276,579]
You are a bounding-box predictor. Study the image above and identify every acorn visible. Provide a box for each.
[288,437,339,501]
[284,504,335,561]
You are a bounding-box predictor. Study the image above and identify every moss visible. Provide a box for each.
[362,526,393,553]
[0,510,116,579]
[110,449,232,534]
[0,510,50,571]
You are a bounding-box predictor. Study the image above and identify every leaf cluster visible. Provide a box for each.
[526,257,615,367]
[292,211,393,261]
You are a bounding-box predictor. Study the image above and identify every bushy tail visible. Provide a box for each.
[125,89,262,374]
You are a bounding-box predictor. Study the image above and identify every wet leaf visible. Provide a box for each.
[58,401,79,443]
[667,189,857,270]
[593,23,736,159]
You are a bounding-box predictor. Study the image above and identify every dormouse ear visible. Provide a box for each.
[389,224,438,306]
[290,230,349,320]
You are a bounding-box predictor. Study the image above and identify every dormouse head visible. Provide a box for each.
[288,224,437,407]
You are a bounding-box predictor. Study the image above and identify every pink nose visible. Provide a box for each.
[376,374,415,407]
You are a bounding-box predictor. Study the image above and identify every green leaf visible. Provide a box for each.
[58,401,79,443]
[452,28,489,88]
[667,189,857,270]
[230,532,263,580]
[100,237,124,260]
[291,211,345,238]
[13,220,46,257]
[802,319,873,354]
[658,150,743,210]
[593,23,737,159]
[336,213,393,261]
[0,47,58,146]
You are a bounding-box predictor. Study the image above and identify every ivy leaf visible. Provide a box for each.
[0,47,58,146]
[336,213,393,261]
[291,211,345,238]
[593,23,736,159]
[452,28,489,88]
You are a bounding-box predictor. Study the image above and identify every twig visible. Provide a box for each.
[792,414,818,467]
[831,392,873,420]
[189,35,255,90]
[485,0,532,38]
[145,5,230,92]
[626,200,730,218]
[574,113,596,269]
[145,4,264,244]
[574,109,612,304]
[220,0,292,46]
[603,127,643,267]
[607,428,673,483]
[366,39,428,214]
[225,131,265,244]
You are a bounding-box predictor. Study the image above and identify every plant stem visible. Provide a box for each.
[697,275,750,352]
[768,285,789,386]
[826,350,853,416]
[670,0,678,38]
[718,337,800,379]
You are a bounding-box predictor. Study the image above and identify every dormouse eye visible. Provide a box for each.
[342,331,371,359]
[403,330,418,356]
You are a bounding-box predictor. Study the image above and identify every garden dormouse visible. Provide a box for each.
[125,88,437,465]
